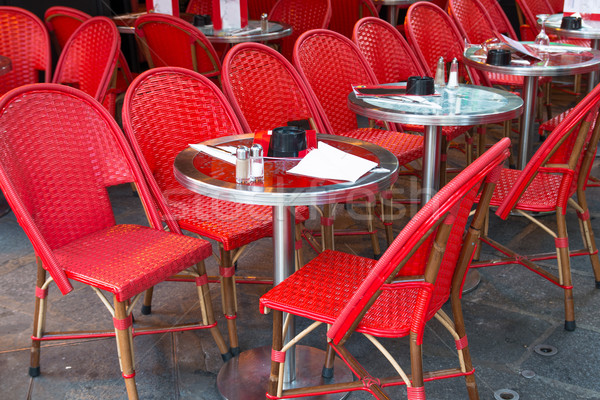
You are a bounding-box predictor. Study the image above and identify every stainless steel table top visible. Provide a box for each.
[372,0,418,5]
[200,20,292,44]
[347,84,524,127]
[463,43,600,77]
[544,13,600,41]
[174,133,399,207]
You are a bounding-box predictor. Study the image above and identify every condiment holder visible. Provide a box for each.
[486,49,512,66]
[268,126,307,158]
[406,76,435,95]
[561,16,582,30]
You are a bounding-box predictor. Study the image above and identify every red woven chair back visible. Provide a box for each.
[353,17,426,84]
[328,138,511,343]
[477,0,518,39]
[134,13,221,79]
[186,0,213,15]
[222,42,327,134]
[293,29,379,135]
[515,0,553,36]
[328,0,378,38]
[122,67,244,194]
[448,0,497,44]
[0,84,176,294]
[497,83,600,219]
[0,7,51,95]
[248,0,279,19]
[44,6,91,51]
[405,2,480,84]
[269,0,331,61]
[52,16,120,111]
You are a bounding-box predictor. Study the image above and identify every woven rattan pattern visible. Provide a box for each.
[405,2,475,82]
[52,17,119,103]
[124,68,308,250]
[55,224,211,302]
[0,7,51,95]
[135,14,220,78]
[269,0,331,61]
[294,30,424,165]
[185,0,212,15]
[222,45,324,133]
[44,6,88,50]
[0,89,133,250]
[489,168,562,211]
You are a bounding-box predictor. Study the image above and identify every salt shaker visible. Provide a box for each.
[261,13,268,33]
[434,56,446,88]
[447,58,459,90]
[235,146,251,184]
[250,144,264,183]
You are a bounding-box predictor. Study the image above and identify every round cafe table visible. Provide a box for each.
[174,133,398,400]
[543,13,600,91]
[196,19,292,44]
[464,44,600,169]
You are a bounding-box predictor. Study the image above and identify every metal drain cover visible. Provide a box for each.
[534,344,558,356]
[521,369,536,379]
[494,389,520,400]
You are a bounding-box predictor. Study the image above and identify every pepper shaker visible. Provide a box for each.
[261,13,268,33]
[250,144,264,183]
[434,56,446,88]
[235,146,251,184]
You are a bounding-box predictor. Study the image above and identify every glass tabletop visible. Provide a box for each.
[348,84,523,126]
[200,20,292,44]
[464,43,600,76]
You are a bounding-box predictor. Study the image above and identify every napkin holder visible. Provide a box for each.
[254,128,317,158]
[561,16,582,30]
[406,76,435,95]
[193,14,212,27]
[486,49,512,65]
[212,0,248,31]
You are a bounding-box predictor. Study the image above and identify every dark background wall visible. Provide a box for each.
[0,0,132,19]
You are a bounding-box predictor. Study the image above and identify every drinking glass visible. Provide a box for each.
[535,14,550,48]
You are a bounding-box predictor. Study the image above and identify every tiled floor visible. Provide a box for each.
[1,84,600,399]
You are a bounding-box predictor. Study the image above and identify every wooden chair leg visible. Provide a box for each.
[322,204,335,251]
[220,247,240,355]
[408,332,425,400]
[380,191,395,246]
[574,196,600,286]
[193,261,232,360]
[268,310,284,397]
[451,297,480,399]
[141,287,153,315]
[295,222,304,271]
[114,299,139,400]
[556,210,575,331]
[29,257,47,377]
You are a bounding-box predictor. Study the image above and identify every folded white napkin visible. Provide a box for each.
[190,144,237,164]
[286,142,378,182]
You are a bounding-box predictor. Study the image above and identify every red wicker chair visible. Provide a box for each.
[248,0,279,19]
[472,82,600,332]
[0,83,230,399]
[328,0,378,38]
[260,138,511,400]
[122,66,309,356]
[353,16,472,173]
[293,30,425,244]
[134,13,221,81]
[52,17,120,115]
[44,6,135,97]
[476,0,519,39]
[269,0,331,61]
[0,6,51,95]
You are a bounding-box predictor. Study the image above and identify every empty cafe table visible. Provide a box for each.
[197,20,292,44]
[348,84,523,206]
[174,133,398,400]
[543,13,600,91]
[464,43,600,169]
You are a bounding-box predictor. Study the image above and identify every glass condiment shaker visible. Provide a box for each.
[250,144,264,183]
[261,13,268,33]
[434,56,446,88]
[447,58,459,90]
[235,145,251,184]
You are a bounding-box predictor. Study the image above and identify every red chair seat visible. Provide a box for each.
[342,127,424,166]
[56,224,211,302]
[261,249,429,338]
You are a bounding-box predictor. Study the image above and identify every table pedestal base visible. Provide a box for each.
[462,269,481,294]
[217,345,353,400]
